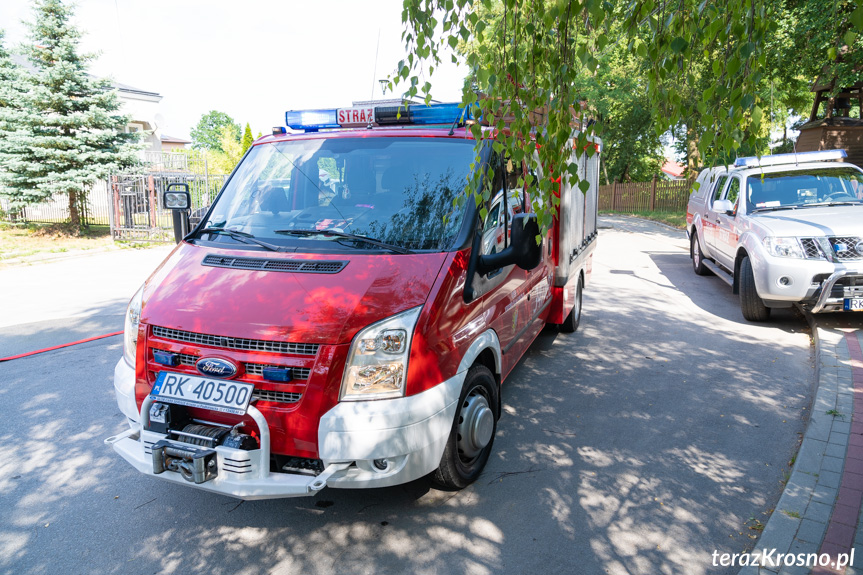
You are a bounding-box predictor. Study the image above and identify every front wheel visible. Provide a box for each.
[739,256,770,322]
[432,365,499,489]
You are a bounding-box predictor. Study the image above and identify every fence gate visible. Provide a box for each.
[109,173,226,242]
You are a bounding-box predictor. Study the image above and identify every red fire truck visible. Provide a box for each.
[105,102,601,499]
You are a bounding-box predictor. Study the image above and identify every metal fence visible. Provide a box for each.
[1,150,228,242]
[109,173,227,242]
[598,178,693,213]
[0,181,113,226]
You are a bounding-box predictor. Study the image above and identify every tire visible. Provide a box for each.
[691,231,711,276]
[432,364,499,489]
[559,275,583,333]
[739,255,770,322]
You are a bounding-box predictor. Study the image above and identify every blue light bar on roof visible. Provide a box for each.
[285,102,470,132]
[734,149,847,168]
[375,102,467,126]
[286,109,339,132]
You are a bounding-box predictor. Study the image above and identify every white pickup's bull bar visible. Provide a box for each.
[810,269,863,314]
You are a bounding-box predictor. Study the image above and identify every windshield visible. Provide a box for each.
[745,167,863,212]
[202,136,476,251]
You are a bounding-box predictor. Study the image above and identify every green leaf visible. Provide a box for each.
[739,42,756,58]
[852,6,863,31]
[670,37,688,54]
[578,179,590,193]
[844,31,857,47]
[828,46,837,60]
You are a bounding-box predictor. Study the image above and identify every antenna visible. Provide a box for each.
[370,29,381,101]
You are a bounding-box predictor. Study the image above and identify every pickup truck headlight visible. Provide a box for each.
[340,306,422,401]
[123,285,144,368]
[762,237,805,259]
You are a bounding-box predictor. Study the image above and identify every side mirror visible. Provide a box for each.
[477,213,542,275]
[163,183,191,243]
[713,199,735,215]
[163,183,191,210]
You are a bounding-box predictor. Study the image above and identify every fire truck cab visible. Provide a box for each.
[105,102,601,499]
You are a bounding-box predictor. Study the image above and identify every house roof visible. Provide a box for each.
[11,54,161,98]
[160,134,191,144]
[661,159,686,178]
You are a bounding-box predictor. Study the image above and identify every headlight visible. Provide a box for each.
[123,285,144,368]
[763,237,804,258]
[340,306,422,401]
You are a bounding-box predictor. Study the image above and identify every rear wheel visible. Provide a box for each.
[432,365,499,489]
[739,256,770,322]
[559,276,583,333]
[691,232,711,276]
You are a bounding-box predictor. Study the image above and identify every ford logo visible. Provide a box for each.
[196,358,237,379]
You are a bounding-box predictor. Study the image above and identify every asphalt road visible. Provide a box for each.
[0,217,847,575]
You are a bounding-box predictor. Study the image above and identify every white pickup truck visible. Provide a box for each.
[686,150,863,321]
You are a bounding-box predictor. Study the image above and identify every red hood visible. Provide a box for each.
[141,243,447,344]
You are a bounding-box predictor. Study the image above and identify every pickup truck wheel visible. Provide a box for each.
[432,365,498,489]
[740,256,770,321]
[559,276,583,333]
[691,232,711,276]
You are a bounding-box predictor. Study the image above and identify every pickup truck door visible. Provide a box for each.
[702,175,727,257]
[709,176,742,269]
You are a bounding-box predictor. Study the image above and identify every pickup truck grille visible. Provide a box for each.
[152,349,311,380]
[828,237,863,260]
[800,238,824,259]
[151,325,319,356]
[800,237,863,261]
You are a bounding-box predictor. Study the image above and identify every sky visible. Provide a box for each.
[0,0,468,140]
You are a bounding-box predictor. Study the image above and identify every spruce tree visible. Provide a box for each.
[241,123,254,155]
[12,0,141,228]
[0,30,32,214]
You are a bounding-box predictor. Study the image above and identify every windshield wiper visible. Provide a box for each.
[273,229,414,254]
[198,227,283,252]
[750,205,799,213]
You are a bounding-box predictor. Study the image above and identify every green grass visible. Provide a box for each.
[600,210,687,229]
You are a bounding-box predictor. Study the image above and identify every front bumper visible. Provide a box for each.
[109,360,463,499]
[811,269,863,313]
[750,251,863,310]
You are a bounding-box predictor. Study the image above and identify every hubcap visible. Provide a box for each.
[457,390,494,460]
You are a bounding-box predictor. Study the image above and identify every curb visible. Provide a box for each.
[738,311,858,574]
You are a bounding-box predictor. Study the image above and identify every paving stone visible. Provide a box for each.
[819,471,844,490]
[822,456,846,474]
[832,503,860,528]
[797,519,829,544]
[835,420,854,435]
[830,432,850,447]
[812,485,839,506]
[797,439,829,474]
[825,522,856,548]
[807,501,835,524]
[808,416,835,443]
[826,443,848,459]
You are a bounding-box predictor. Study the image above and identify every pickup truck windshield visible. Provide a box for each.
[202,137,476,251]
[746,167,863,212]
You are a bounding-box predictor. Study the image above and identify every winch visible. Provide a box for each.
[148,402,257,484]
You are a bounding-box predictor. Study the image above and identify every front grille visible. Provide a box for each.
[202,254,348,274]
[252,389,302,404]
[151,326,319,356]
[151,348,310,380]
[828,237,863,260]
[800,238,824,259]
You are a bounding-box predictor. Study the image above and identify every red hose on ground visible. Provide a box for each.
[0,331,123,362]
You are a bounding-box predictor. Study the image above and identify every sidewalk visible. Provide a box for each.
[740,313,863,575]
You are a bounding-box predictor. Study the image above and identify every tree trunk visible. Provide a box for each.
[687,125,701,170]
[68,187,80,228]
